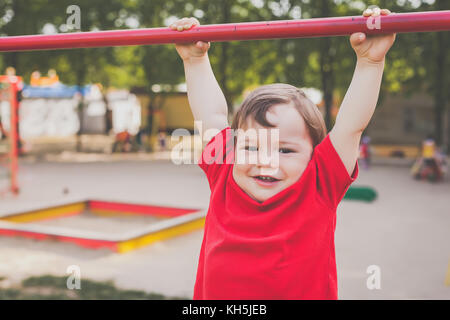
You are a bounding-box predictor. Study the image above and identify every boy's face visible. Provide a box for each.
[232,103,314,203]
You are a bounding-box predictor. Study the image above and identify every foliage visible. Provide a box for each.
[0,0,448,140]
[0,274,187,300]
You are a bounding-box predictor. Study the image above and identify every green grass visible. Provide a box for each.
[0,275,188,300]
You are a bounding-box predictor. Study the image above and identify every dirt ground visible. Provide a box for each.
[0,157,449,299]
[31,211,164,234]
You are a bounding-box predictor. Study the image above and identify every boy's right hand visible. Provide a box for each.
[170,17,210,62]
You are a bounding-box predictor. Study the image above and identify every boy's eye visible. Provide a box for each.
[245,146,258,152]
[279,148,294,154]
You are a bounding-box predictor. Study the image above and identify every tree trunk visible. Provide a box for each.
[447,101,450,154]
[5,0,20,71]
[75,52,86,152]
[319,0,334,131]
[432,0,448,151]
[219,0,233,116]
[320,38,334,131]
[433,31,445,146]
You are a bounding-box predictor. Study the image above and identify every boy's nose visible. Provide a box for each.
[256,152,276,167]
[257,162,279,177]
[256,149,279,172]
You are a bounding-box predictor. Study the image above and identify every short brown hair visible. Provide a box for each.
[231,83,327,147]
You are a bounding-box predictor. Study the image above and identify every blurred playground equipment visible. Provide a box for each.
[0,70,142,154]
[370,144,420,158]
[19,75,141,138]
[0,70,22,195]
[344,186,377,202]
[359,136,372,170]
[411,137,448,182]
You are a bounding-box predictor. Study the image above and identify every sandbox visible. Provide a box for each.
[0,200,205,253]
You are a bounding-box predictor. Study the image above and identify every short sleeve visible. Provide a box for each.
[198,127,234,189]
[313,134,359,209]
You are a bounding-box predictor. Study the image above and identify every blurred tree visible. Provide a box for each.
[1,0,448,150]
[132,0,183,137]
[0,0,138,85]
[0,0,59,74]
[174,0,272,115]
[269,0,339,131]
[49,0,132,150]
[0,0,134,150]
[429,0,449,148]
[318,0,336,131]
[365,0,450,148]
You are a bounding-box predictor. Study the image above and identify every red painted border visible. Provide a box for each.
[0,228,118,251]
[88,200,198,217]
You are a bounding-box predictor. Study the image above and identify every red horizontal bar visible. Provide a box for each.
[0,11,449,52]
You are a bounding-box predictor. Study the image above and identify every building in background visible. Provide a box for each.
[366,92,441,146]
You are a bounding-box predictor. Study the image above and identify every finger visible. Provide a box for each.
[196,41,209,50]
[380,9,391,15]
[363,8,373,17]
[372,7,381,16]
[182,17,199,30]
[350,32,366,46]
[190,17,200,26]
[170,19,185,29]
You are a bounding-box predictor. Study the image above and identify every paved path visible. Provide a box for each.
[0,159,449,299]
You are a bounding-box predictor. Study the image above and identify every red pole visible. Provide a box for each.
[0,11,449,52]
[9,81,19,194]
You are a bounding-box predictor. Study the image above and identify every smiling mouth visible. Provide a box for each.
[253,176,281,183]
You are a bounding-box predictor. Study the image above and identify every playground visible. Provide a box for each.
[0,1,449,303]
[0,156,449,299]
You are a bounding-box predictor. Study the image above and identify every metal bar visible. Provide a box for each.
[0,11,449,52]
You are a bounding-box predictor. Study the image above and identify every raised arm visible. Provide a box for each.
[330,8,396,176]
[170,18,229,133]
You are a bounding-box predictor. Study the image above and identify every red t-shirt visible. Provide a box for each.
[194,127,358,300]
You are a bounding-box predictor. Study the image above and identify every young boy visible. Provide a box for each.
[170,7,395,299]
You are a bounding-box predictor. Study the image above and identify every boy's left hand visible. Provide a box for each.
[350,8,396,64]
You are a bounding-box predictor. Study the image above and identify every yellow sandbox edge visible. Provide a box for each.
[116,217,205,253]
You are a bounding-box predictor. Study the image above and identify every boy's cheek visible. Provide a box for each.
[233,163,251,176]
[235,150,258,166]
